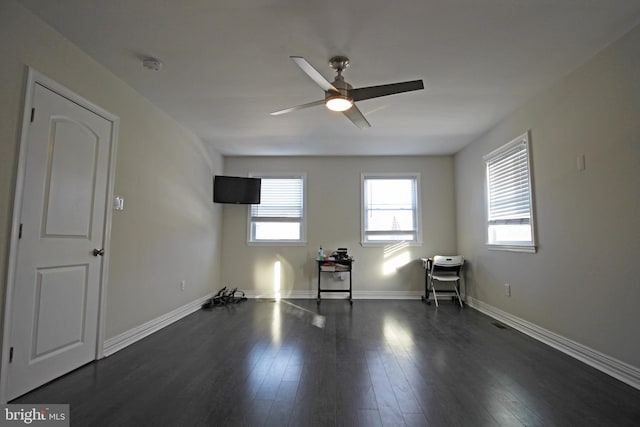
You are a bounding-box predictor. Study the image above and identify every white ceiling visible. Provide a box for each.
[17,0,640,156]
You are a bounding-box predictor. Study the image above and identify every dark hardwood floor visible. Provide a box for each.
[13,299,640,426]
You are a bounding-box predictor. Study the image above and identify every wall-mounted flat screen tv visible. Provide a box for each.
[213,175,261,204]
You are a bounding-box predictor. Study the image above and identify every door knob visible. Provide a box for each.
[93,248,104,257]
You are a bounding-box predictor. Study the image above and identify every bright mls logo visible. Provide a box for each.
[0,405,69,426]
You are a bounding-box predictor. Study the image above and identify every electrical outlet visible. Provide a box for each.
[180,280,186,291]
[504,283,511,297]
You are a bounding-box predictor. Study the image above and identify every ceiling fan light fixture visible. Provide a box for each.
[325,95,353,112]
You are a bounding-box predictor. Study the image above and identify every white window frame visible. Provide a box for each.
[361,173,422,247]
[483,131,537,253]
[247,172,307,246]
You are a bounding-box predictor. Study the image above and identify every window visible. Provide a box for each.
[361,173,421,245]
[484,132,536,252]
[248,174,305,244]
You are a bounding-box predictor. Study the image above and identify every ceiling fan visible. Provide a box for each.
[270,56,424,129]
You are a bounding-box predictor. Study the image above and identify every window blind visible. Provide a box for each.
[251,177,303,219]
[486,141,531,224]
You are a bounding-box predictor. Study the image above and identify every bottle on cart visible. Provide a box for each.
[317,246,324,260]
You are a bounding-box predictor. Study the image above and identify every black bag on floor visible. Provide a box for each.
[202,286,247,309]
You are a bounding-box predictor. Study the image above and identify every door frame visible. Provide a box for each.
[0,68,119,402]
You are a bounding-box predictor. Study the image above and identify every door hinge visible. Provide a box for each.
[19,223,23,239]
[9,347,13,363]
[30,108,35,123]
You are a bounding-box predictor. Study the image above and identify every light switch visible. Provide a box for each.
[113,196,124,211]
[577,155,586,171]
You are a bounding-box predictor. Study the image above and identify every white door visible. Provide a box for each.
[7,83,114,400]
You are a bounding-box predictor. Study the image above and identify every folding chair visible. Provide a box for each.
[429,255,464,307]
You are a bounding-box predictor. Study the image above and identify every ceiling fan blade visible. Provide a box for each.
[342,104,371,129]
[349,80,424,102]
[270,99,325,116]
[290,56,338,92]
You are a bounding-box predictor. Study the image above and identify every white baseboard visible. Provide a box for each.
[466,296,640,390]
[102,293,213,357]
[243,290,423,300]
[353,290,423,299]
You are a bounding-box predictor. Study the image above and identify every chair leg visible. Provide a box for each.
[453,280,463,308]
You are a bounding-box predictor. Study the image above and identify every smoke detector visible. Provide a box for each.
[142,57,163,71]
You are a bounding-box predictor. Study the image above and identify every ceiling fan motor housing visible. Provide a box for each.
[325,74,353,111]
[326,74,353,98]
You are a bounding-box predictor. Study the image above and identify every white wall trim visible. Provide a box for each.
[466,296,640,390]
[353,291,423,300]
[102,294,212,357]
[242,290,423,300]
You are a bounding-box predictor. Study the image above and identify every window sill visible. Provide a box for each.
[486,244,536,253]
[248,241,307,247]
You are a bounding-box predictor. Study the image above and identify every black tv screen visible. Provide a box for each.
[213,175,261,204]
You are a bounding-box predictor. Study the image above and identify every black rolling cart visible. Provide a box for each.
[316,258,353,304]
[421,257,433,303]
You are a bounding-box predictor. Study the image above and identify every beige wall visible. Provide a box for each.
[221,156,456,298]
[0,1,223,344]
[455,24,640,368]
